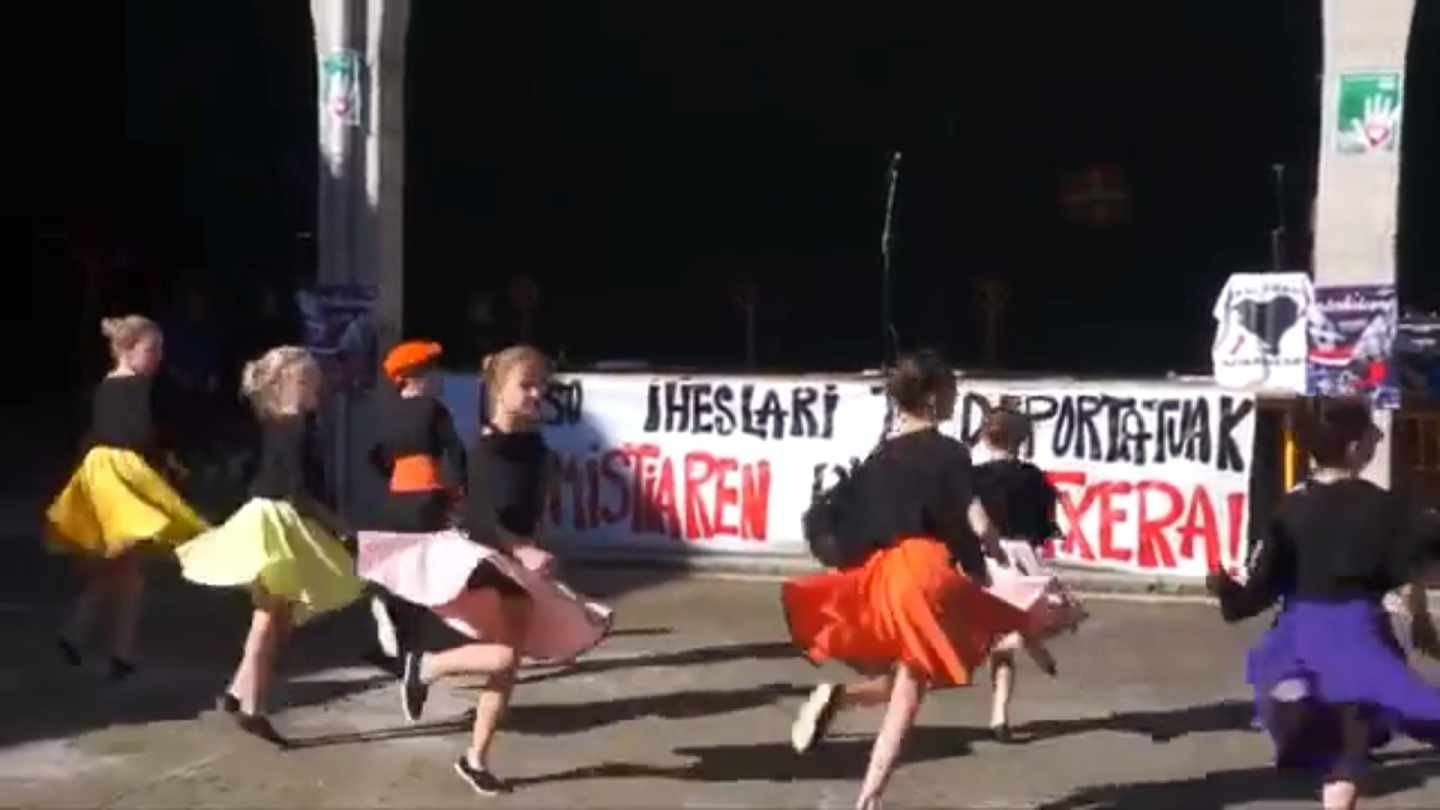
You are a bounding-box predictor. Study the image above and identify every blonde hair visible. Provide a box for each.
[100,315,160,361]
[481,344,551,418]
[240,346,319,418]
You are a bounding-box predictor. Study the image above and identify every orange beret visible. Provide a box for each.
[384,340,443,382]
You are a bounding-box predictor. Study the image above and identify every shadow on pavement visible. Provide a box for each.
[516,640,795,685]
[1035,749,1440,809]
[509,724,985,787]
[1015,699,1254,745]
[504,682,807,735]
[283,712,476,750]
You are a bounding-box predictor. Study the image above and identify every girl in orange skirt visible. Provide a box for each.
[783,350,1033,810]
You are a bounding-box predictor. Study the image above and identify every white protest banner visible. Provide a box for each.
[438,373,1256,578]
[942,380,1257,577]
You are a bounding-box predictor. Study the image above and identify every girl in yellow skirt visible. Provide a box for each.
[46,315,210,681]
[176,346,364,745]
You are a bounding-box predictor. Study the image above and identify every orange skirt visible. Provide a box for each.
[782,537,1029,688]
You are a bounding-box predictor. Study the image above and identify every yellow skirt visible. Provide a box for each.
[45,446,210,558]
[176,498,363,625]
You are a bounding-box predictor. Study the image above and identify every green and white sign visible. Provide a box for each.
[1337,71,1402,154]
[322,49,365,127]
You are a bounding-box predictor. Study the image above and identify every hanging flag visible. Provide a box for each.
[1210,272,1313,393]
[1058,165,1131,226]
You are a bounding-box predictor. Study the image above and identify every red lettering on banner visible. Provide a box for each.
[683,453,716,540]
[713,458,740,536]
[656,458,682,538]
[546,445,772,542]
[1048,471,1098,561]
[1135,481,1182,570]
[585,458,601,529]
[600,450,631,523]
[1178,486,1220,571]
[1097,481,1133,562]
[1226,492,1245,570]
[741,461,771,540]
[1045,469,1244,573]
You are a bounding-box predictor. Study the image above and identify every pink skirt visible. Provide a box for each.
[356,529,613,664]
[984,539,1087,641]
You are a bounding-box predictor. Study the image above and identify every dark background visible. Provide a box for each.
[15,2,1440,394]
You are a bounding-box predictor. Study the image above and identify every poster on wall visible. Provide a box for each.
[1337,71,1403,154]
[438,373,1257,579]
[296,284,378,392]
[1210,272,1312,393]
[1307,284,1399,408]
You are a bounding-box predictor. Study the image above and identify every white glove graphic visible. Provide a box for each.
[1348,93,1401,151]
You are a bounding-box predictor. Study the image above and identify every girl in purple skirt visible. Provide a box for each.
[1208,399,1440,810]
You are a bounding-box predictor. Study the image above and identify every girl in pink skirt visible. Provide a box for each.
[357,345,611,796]
[970,409,1087,740]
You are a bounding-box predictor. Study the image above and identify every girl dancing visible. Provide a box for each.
[1208,398,1440,810]
[358,345,611,796]
[971,408,1087,740]
[46,315,210,681]
[783,350,1045,810]
[366,340,467,661]
[176,346,364,744]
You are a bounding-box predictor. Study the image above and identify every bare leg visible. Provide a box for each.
[465,594,530,770]
[108,550,145,664]
[228,596,291,715]
[1023,638,1057,676]
[837,675,895,711]
[416,589,532,772]
[856,663,927,810]
[990,650,1016,730]
[1321,705,1368,810]
[60,560,111,660]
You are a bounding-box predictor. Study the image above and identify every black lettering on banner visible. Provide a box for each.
[953,389,1252,473]
[1217,396,1255,472]
[714,385,737,435]
[692,383,715,434]
[542,380,584,426]
[643,381,849,440]
[1181,399,1211,464]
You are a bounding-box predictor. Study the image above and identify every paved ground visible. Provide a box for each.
[4,561,1440,810]
[5,399,1440,808]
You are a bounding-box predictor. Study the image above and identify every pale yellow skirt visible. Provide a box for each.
[176,498,363,625]
[45,446,210,558]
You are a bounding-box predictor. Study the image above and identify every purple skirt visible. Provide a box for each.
[1246,599,1440,777]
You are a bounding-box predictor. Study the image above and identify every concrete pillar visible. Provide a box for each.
[1314,0,1415,487]
[310,0,408,345]
[310,0,409,520]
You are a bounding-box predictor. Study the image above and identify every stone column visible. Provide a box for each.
[310,0,409,518]
[1314,0,1415,486]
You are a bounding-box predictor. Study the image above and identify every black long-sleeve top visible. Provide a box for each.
[972,458,1060,547]
[368,396,467,486]
[463,427,549,547]
[87,375,174,461]
[851,428,987,578]
[249,414,329,505]
[1216,478,1440,622]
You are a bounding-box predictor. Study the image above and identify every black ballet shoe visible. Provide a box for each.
[989,723,1015,744]
[58,638,82,667]
[1040,661,1058,678]
[216,692,241,714]
[107,657,137,683]
[234,712,290,749]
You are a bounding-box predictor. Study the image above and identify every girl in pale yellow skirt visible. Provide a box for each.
[176,346,363,746]
[46,316,210,681]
